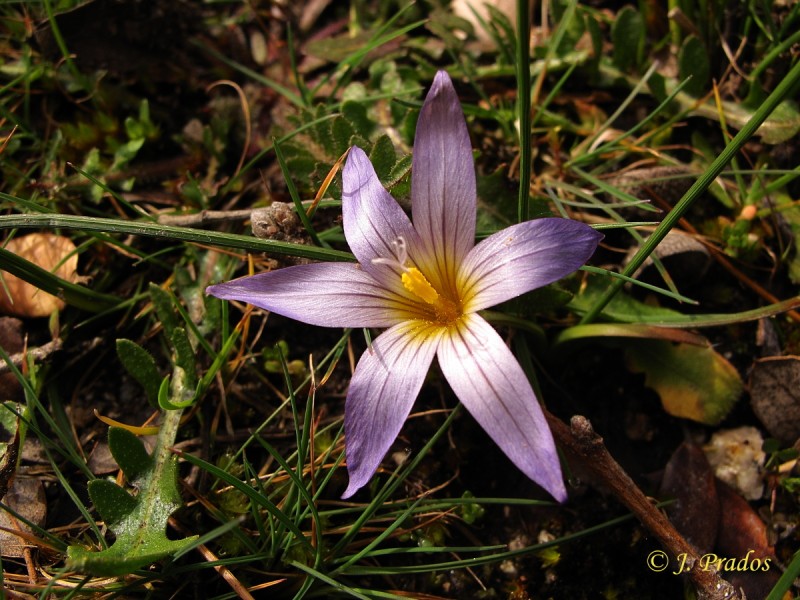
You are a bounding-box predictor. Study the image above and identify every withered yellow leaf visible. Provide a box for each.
[0,233,78,317]
[625,340,742,425]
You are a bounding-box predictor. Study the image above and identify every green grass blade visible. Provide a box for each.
[41,0,89,91]
[172,517,246,560]
[579,266,698,304]
[329,407,460,556]
[195,42,305,108]
[580,56,800,323]
[343,512,636,575]
[0,214,355,262]
[273,137,326,248]
[289,561,372,600]
[253,435,324,567]
[177,451,314,555]
[515,0,531,222]
[331,498,424,575]
[766,549,800,600]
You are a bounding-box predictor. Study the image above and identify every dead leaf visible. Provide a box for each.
[0,234,78,317]
[660,441,719,553]
[716,481,779,599]
[749,356,800,444]
[0,477,46,558]
[625,340,743,425]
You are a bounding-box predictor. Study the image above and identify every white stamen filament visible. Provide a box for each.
[371,236,409,271]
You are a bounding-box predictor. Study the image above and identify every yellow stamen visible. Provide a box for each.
[401,267,461,324]
[401,267,440,305]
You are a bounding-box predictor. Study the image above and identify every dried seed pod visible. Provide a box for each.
[250,203,312,267]
[251,203,310,245]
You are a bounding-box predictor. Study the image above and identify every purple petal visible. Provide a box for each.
[411,71,476,294]
[342,146,424,295]
[343,321,443,498]
[206,262,418,328]
[437,314,567,501]
[459,218,602,311]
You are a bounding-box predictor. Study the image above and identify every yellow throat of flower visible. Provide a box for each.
[401,267,460,324]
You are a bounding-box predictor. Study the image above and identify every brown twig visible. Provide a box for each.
[157,209,254,228]
[0,339,62,376]
[547,412,740,600]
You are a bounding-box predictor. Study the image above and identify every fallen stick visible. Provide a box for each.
[546,412,740,600]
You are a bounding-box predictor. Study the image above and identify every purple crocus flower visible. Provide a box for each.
[207,71,602,501]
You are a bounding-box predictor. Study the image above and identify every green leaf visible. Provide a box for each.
[0,401,18,435]
[678,36,710,97]
[89,479,137,527]
[304,30,376,64]
[170,327,196,388]
[149,283,179,339]
[686,95,800,145]
[66,417,196,576]
[586,10,603,72]
[368,135,398,183]
[458,491,485,525]
[159,370,194,410]
[754,99,800,144]
[0,402,21,502]
[476,167,517,230]
[569,275,686,323]
[569,274,800,327]
[648,71,668,104]
[555,323,707,347]
[108,427,152,482]
[342,101,374,136]
[331,116,357,156]
[624,340,742,425]
[386,153,412,194]
[116,339,161,408]
[611,6,645,72]
[495,285,575,321]
[124,99,157,141]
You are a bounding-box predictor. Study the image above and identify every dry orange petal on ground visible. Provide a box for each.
[0,233,78,317]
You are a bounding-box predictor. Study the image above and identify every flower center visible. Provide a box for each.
[401,267,460,323]
[372,236,461,324]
